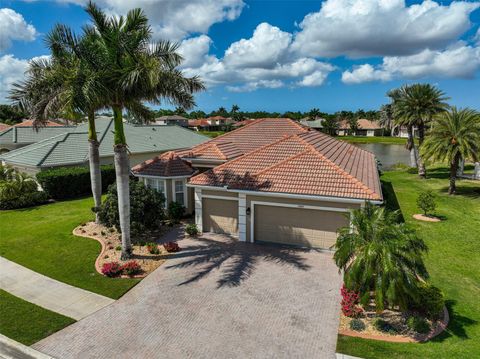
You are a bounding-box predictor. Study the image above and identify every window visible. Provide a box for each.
[174,180,185,205]
[144,178,165,197]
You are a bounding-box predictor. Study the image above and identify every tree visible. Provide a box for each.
[347,117,359,135]
[0,104,26,125]
[322,117,339,136]
[75,2,204,259]
[308,108,321,121]
[333,203,429,311]
[230,104,242,121]
[421,108,480,194]
[392,84,448,178]
[416,191,436,216]
[379,104,394,136]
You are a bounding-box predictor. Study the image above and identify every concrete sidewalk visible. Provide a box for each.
[0,257,114,320]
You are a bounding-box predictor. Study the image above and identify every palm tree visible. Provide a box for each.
[308,107,321,121]
[421,108,480,194]
[9,28,108,223]
[392,84,448,177]
[333,203,428,311]
[73,2,204,259]
[379,104,394,136]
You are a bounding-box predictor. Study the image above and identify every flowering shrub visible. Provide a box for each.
[121,261,142,276]
[341,284,363,317]
[163,241,180,253]
[101,262,122,277]
[147,242,160,254]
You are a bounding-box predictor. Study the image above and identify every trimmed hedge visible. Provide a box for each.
[36,165,116,200]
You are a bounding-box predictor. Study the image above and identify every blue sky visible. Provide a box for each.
[1,0,479,113]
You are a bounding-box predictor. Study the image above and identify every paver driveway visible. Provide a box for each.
[34,231,342,359]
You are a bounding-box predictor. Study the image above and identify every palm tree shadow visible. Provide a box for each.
[166,236,311,288]
[431,300,477,342]
[438,185,480,199]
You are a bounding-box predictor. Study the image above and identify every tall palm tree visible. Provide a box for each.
[379,104,394,136]
[421,108,480,194]
[9,29,108,223]
[392,84,448,177]
[308,107,321,121]
[333,203,428,311]
[71,2,204,259]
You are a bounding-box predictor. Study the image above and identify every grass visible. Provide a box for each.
[338,136,408,144]
[197,130,226,138]
[336,167,480,358]
[0,197,139,299]
[0,289,75,345]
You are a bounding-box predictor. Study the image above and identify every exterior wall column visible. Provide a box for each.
[238,193,247,242]
[194,188,203,232]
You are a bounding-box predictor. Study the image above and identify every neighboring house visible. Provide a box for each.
[0,116,208,175]
[392,125,418,138]
[0,123,75,153]
[0,123,11,132]
[337,119,383,136]
[133,118,382,250]
[188,116,234,131]
[299,118,325,130]
[154,115,189,127]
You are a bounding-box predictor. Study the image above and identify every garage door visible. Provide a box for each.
[254,204,349,249]
[202,198,238,235]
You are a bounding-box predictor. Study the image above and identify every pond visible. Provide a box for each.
[353,143,410,170]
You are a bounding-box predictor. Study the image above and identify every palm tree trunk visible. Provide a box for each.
[456,158,464,177]
[112,105,131,259]
[417,124,426,178]
[449,153,460,195]
[87,111,102,223]
[406,125,418,168]
[475,162,480,180]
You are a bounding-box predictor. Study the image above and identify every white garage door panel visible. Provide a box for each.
[202,198,238,235]
[254,204,349,249]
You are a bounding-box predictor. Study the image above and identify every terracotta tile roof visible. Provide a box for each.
[184,118,307,161]
[189,130,382,201]
[188,119,210,127]
[339,119,382,130]
[0,123,11,132]
[15,120,63,127]
[132,151,196,177]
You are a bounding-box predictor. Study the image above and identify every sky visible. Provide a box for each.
[0,0,479,113]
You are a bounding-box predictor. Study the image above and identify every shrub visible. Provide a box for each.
[167,201,185,223]
[373,318,398,334]
[349,319,366,332]
[121,261,142,276]
[115,246,122,251]
[407,316,431,334]
[185,223,199,236]
[407,167,418,174]
[98,180,165,236]
[163,241,180,253]
[101,262,122,277]
[409,284,444,320]
[147,242,160,254]
[416,190,436,216]
[36,165,116,200]
[0,166,48,210]
[340,284,363,318]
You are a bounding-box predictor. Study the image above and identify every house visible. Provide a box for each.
[299,118,325,130]
[154,115,189,127]
[337,119,383,136]
[132,118,382,250]
[0,116,208,175]
[392,125,418,138]
[188,116,234,131]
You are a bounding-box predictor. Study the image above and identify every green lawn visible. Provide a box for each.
[337,167,480,358]
[197,130,226,138]
[0,289,75,345]
[0,197,139,299]
[338,136,407,144]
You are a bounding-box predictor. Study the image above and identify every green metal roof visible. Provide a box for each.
[0,125,76,147]
[1,117,208,168]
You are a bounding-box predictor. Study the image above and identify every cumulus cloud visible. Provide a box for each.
[179,23,335,92]
[342,43,480,84]
[49,0,245,40]
[293,0,480,58]
[0,8,37,52]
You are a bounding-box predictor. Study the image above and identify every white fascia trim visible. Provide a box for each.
[202,194,238,201]
[134,174,192,180]
[186,185,383,205]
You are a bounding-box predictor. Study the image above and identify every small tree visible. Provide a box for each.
[416,191,436,216]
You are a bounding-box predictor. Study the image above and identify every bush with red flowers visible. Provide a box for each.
[101,262,122,277]
[341,284,363,317]
[121,261,142,276]
[163,241,180,253]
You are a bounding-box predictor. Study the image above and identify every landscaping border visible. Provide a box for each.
[338,307,449,343]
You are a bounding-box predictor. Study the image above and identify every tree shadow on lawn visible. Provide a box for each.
[381,179,405,222]
[164,236,311,288]
[438,185,480,199]
[430,300,477,343]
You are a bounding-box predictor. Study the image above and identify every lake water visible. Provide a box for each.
[353,143,410,170]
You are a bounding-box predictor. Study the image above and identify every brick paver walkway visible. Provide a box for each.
[34,230,342,358]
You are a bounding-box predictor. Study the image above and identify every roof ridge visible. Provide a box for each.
[38,132,72,166]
